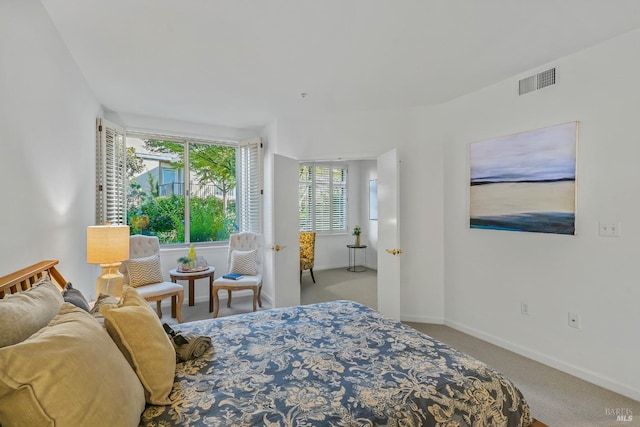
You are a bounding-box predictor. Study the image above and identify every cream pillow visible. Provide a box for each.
[230,249,257,275]
[0,303,145,427]
[0,276,64,348]
[127,254,164,287]
[101,286,176,405]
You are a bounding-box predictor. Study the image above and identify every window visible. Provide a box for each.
[299,163,348,233]
[96,119,262,244]
[96,118,126,225]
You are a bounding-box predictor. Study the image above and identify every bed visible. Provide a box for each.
[0,261,544,427]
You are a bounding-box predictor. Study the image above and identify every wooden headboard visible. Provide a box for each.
[0,260,67,298]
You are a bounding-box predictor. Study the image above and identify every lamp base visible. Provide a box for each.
[96,262,124,298]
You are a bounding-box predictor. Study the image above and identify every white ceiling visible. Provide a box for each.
[41,0,640,130]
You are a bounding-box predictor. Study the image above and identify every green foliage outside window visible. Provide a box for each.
[126,139,237,244]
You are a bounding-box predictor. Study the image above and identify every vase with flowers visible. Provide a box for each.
[353,225,361,247]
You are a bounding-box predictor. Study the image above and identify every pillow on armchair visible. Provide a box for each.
[230,249,257,275]
[127,255,164,287]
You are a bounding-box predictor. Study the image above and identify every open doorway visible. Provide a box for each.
[299,159,378,308]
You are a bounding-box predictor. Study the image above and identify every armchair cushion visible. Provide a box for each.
[134,281,183,299]
[230,249,257,275]
[300,258,314,270]
[127,255,164,287]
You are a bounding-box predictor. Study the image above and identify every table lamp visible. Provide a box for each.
[87,224,130,298]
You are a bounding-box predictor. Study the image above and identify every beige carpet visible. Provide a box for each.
[300,267,377,309]
[408,323,639,427]
[163,268,639,427]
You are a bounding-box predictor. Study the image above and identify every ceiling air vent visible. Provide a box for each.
[519,67,556,95]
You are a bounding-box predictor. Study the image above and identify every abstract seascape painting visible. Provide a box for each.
[470,122,578,235]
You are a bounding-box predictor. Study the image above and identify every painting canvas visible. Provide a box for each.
[469,122,578,235]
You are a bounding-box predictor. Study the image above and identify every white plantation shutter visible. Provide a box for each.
[236,138,263,233]
[315,166,331,231]
[96,118,126,225]
[331,167,347,230]
[299,162,347,233]
[298,165,313,231]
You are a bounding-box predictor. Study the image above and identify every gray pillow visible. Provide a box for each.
[90,293,119,327]
[63,282,90,312]
[0,277,64,348]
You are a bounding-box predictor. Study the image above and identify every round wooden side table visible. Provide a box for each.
[169,266,215,312]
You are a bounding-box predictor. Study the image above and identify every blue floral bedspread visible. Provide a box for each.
[141,301,531,426]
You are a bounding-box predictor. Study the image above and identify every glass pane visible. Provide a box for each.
[126,137,185,244]
[332,185,347,230]
[188,143,236,242]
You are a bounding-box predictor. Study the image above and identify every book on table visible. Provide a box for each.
[223,273,243,280]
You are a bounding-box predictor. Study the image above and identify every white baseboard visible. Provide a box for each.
[400,313,444,324]
[445,319,640,402]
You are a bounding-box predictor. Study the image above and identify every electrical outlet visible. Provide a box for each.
[521,302,530,316]
[599,221,621,237]
[568,312,581,329]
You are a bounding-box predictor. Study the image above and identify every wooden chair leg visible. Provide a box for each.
[156,301,163,318]
[227,289,232,307]
[174,290,184,323]
[208,281,213,313]
[252,289,257,312]
[300,270,302,283]
[310,268,316,283]
[213,288,220,318]
[257,286,262,307]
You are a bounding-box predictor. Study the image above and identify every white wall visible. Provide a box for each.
[441,29,640,400]
[0,0,101,296]
[275,107,446,324]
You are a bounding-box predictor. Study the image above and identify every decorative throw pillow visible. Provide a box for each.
[90,293,120,327]
[0,303,145,427]
[62,282,90,312]
[127,254,164,287]
[0,276,64,348]
[101,286,176,405]
[230,249,257,275]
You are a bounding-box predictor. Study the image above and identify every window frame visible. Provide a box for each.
[96,120,263,244]
[299,162,348,234]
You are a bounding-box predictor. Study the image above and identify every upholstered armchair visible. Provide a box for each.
[211,232,263,318]
[299,232,316,284]
[119,235,184,323]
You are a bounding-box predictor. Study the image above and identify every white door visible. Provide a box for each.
[377,148,401,320]
[272,154,300,308]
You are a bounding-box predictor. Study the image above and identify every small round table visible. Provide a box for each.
[169,266,215,312]
[346,245,367,272]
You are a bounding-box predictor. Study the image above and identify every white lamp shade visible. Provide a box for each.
[87,225,130,264]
